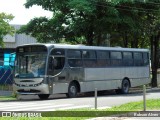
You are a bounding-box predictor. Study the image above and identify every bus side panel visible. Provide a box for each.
[80,80,121,92]
[84,68,105,81]
[130,66,150,87]
[82,68,121,92]
[130,78,151,87]
[52,83,69,94]
[125,66,150,87]
[81,66,150,92]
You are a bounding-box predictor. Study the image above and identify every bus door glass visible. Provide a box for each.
[48,49,65,76]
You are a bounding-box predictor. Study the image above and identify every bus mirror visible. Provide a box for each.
[15,73,19,78]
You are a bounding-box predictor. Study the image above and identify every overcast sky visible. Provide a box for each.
[0,0,52,25]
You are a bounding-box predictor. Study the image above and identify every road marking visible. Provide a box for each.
[30,105,92,111]
[12,104,72,111]
[58,105,92,110]
[0,103,58,110]
[0,103,93,111]
[0,104,73,111]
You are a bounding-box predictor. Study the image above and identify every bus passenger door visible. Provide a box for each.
[48,56,66,94]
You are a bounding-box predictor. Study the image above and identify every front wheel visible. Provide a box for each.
[38,94,50,100]
[66,83,78,98]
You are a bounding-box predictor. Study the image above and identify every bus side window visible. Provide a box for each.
[97,51,110,67]
[134,53,143,66]
[143,53,149,66]
[123,52,133,66]
[67,50,82,67]
[82,50,96,68]
[110,52,122,66]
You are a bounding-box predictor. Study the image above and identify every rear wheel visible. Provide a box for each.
[115,79,130,94]
[121,79,130,94]
[38,94,50,100]
[66,83,78,98]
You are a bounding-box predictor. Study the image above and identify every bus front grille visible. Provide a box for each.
[17,89,41,93]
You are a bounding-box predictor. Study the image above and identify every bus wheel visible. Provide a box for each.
[66,83,78,98]
[121,79,130,94]
[38,94,50,100]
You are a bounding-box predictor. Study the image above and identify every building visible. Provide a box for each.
[0,25,37,84]
[0,24,37,66]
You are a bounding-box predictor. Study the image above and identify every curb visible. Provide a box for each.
[129,87,160,93]
[0,90,12,96]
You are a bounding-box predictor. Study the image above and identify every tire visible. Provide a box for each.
[115,79,130,94]
[66,83,78,98]
[38,94,50,100]
[121,79,130,94]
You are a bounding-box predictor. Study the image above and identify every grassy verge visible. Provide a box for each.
[0,99,160,120]
[0,95,16,100]
[0,85,13,91]
[109,98,160,111]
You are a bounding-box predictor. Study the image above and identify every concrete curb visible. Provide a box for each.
[130,87,160,93]
[0,90,12,96]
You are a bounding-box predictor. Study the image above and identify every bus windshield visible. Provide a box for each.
[15,53,46,78]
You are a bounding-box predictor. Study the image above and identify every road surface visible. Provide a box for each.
[0,88,160,111]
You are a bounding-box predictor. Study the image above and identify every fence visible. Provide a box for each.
[0,61,13,91]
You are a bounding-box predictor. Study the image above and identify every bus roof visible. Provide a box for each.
[17,43,149,52]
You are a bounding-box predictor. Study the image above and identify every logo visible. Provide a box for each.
[2,112,11,117]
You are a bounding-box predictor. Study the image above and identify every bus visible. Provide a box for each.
[13,43,150,99]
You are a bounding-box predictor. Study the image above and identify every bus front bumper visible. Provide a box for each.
[13,84,49,95]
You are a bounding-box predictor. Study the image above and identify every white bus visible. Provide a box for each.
[13,44,150,99]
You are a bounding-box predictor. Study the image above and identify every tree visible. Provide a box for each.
[150,19,160,87]
[0,12,15,47]
[19,0,157,46]
[138,1,160,87]
[18,0,123,45]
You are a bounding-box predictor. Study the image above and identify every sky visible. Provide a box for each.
[0,0,52,25]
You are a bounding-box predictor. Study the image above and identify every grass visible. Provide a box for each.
[0,95,16,100]
[110,98,160,111]
[40,98,160,119]
[0,85,13,91]
[0,99,160,119]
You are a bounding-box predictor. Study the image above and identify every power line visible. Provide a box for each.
[89,0,160,13]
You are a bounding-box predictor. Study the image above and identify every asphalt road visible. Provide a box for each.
[0,88,160,111]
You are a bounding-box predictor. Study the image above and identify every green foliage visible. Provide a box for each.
[68,0,95,13]
[19,0,160,47]
[0,12,15,47]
